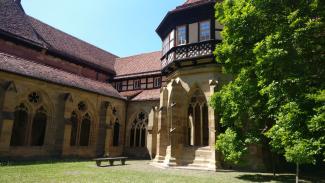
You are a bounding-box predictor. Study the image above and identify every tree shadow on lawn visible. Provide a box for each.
[236,174,325,183]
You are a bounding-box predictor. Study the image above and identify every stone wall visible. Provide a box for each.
[124,100,159,159]
[0,71,125,159]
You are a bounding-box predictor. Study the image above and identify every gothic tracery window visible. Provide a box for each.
[130,112,148,147]
[113,119,120,147]
[79,113,91,146]
[10,104,28,146]
[70,111,78,146]
[188,89,209,146]
[28,92,41,104]
[78,102,87,112]
[31,106,47,146]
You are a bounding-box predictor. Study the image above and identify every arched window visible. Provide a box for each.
[31,107,47,146]
[113,120,120,147]
[70,111,78,146]
[188,89,209,146]
[10,104,28,146]
[130,112,148,147]
[79,113,91,146]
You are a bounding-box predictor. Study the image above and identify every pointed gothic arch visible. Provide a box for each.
[30,106,47,146]
[187,87,209,146]
[129,112,148,148]
[10,103,28,146]
[79,113,91,146]
[113,119,120,147]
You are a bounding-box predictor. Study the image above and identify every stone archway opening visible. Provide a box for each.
[187,89,209,147]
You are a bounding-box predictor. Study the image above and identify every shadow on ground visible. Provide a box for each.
[236,174,325,183]
[0,158,89,167]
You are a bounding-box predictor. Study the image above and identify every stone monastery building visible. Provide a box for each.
[0,0,266,170]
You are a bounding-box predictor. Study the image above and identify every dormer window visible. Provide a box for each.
[176,26,187,45]
[199,21,211,42]
[134,79,141,90]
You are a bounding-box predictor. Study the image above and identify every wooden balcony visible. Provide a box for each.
[161,40,218,70]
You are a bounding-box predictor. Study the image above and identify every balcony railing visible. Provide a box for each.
[161,40,217,69]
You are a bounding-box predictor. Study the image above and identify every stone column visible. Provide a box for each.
[0,81,18,155]
[147,107,158,159]
[200,105,203,146]
[208,80,220,169]
[0,118,14,153]
[62,120,72,156]
[153,87,168,163]
[104,125,112,157]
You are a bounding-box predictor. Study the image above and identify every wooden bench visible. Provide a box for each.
[93,157,128,167]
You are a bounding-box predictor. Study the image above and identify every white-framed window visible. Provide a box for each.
[199,20,211,41]
[177,26,187,45]
[154,77,161,88]
[115,82,122,91]
[162,37,169,55]
[162,30,175,55]
[134,79,141,89]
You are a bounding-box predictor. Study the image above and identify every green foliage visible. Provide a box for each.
[212,0,325,165]
[216,128,247,164]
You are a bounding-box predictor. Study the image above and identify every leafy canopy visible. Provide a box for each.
[211,0,325,165]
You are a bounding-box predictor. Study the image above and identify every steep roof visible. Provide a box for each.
[175,0,214,11]
[0,52,123,99]
[28,17,118,73]
[120,89,160,101]
[0,0,45,45]
[0,0,118,74]
[114,51,162,79]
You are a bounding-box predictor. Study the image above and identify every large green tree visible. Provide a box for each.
[211,0,324,181]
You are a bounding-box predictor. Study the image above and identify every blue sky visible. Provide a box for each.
[22,0,184,57]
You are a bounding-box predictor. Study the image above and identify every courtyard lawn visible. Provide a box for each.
[0,160,323,183]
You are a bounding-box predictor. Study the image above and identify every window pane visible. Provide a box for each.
[163,36,169,55]
[177,26,187,45]
[154,77,161,88]
[200,21,210,41]
[134,80,141,89]
[169,30,175,49]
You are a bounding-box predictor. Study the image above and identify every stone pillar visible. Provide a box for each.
[0,81,18,155]
[62,120,71,156]
[0,119,14,153]
[104,126,112,157]
[147,107,158,159]
[153,87,168,163]
[208,80,220,169]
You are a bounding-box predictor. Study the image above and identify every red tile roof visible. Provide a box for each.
[120,89,160,101]
[28,17,118,73]
[0,0,45,46]
[131,89,160,101]
[114,51,162,79]
[0,0,118,74]
[120,90,143,98]
[175,0,214,11]
[0,52,123,99]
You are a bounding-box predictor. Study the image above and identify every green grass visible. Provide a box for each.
[0,160,323,183]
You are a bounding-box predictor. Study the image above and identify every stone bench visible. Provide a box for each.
[93,157,128,167]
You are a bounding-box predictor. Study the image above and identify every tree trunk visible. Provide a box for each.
[271,152,276,177]
[296,163,299,183]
